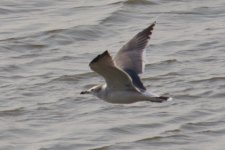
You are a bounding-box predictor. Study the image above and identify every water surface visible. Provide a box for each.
[1,0,225,150]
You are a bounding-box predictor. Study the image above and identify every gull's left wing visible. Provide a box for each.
[89,51,138,91]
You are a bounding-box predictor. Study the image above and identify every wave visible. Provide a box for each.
[190,76,225,83]
[0,107,25,117]
[0,7,14,14]
[124,0,157,5]
[146,59,178,67]
[51,72,98,84]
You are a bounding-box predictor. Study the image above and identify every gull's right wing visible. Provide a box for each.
[114,22,156,74]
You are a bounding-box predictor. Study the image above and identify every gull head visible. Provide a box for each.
[80,85,103,96]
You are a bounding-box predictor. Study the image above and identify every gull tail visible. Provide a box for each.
[149,96,173,103]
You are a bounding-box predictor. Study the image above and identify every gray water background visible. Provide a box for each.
[1,0,225,150]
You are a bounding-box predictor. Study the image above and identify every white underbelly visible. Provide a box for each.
[103,91,151,104]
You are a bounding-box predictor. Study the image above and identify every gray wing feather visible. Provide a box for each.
[89,51,138,91]
[124,69,146,92]
[114,22,156,74]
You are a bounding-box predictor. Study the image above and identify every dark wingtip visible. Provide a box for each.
[90,50,109,64]
[151,21,156,27]
[140,21,156,39]
[147,21,156,30]
[102,50,109,56]
[148,21,156,32]
[80,91,88,94]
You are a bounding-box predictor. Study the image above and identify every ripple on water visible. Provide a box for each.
[123,0,157,5]
[0,107,25,117]
[1,0,225,150]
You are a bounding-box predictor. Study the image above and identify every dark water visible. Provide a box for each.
[1,0,225,150]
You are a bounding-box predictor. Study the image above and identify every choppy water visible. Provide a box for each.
[1,0,225,150]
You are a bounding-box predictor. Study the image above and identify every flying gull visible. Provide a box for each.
[81,22,172,103]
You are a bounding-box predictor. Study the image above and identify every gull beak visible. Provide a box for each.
[80,90,90,94]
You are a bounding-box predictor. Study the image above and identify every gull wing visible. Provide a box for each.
[114,22,156,74]
[89,51,138,91]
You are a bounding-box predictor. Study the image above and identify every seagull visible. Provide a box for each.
[80,22,172,104]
